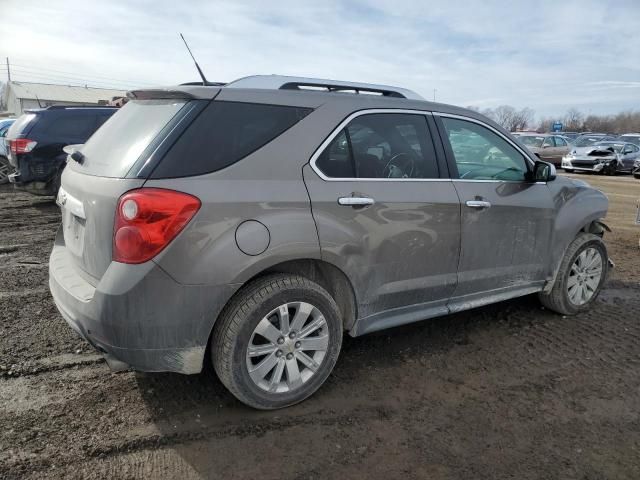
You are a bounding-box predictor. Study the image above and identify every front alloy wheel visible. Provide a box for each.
[539,232,608,315]
[566,247,603,306]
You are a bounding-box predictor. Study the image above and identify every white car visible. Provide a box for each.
[0,119,16,184]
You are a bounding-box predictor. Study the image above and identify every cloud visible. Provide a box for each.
[0,0,638,118]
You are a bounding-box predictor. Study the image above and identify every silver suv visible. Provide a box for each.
[49,75,610,409]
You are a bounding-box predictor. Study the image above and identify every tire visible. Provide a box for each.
[539,233,608,315]
[212,274,343,410]
[49,169,62,197]
[563,168,574,173]
[634,173,640,179]
[0,156,11,185]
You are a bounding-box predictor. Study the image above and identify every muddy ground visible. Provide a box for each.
[0,174,638,479]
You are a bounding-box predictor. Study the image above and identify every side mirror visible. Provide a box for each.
[532,160,556,182]
[542,144,551,149]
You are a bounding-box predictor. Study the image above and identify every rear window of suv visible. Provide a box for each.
[6,113,37,138]
[150,101,312,179]
[68,99,188,177]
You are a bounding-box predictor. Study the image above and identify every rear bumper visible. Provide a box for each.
[49,228,238,374]
[9,154,62,195]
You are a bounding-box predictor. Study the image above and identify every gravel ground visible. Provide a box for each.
[0,174,638,479]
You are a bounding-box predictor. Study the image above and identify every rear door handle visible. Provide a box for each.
[338,196,375,207]
[465,200,492,209]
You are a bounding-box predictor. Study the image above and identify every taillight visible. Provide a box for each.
[9,138,37,154]
[113,188,201,264]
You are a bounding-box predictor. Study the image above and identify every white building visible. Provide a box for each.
[1,81,126,117]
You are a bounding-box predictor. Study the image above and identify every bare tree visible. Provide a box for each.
[563,108,583,131]
[537,117,555,133]
[511,107,535,131]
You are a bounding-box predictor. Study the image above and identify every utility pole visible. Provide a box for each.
[6,58,10,82]
[433,88,436,102]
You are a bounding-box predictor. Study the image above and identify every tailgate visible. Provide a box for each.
[55,97,195,284]
[58,167,144,284]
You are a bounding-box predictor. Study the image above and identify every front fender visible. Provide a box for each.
[544,177,609,290]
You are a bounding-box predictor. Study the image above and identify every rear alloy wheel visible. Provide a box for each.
[0,156,11,185]
[539,233,608,315]
[212,274,342,409]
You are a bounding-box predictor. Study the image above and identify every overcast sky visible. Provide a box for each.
[1,0,638,119]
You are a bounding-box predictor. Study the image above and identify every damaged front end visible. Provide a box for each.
[563,146,621,174]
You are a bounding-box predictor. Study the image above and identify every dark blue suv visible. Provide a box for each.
[6,106,117,195]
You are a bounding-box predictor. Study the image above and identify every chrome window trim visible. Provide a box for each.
[308,108,451,182]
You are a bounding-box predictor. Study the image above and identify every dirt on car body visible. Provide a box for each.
[0,175,639,479]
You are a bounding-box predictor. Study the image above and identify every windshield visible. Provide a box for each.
[69,99,188,177]
[575,136,613,147]
[519,136,545,147]
[594,142,624,153]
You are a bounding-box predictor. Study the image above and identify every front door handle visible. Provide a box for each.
[465,200,492,209]
[338,196,375,207]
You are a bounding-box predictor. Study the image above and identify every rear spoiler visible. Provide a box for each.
[127,85,221,101]
[127,89,197,100]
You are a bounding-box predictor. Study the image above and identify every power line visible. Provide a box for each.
[8,72,132,91]
[8,66,144,89]
[7,61,157,86]
[10,76,129,91]
[8,71,132,90]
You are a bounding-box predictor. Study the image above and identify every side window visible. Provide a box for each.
[315,113,439,179]
[152,101,312,178]
[554,136,567,147]
[542,137,554,147]
[47,114,95,139]
[441,117,529,181]
[316,130,354,178]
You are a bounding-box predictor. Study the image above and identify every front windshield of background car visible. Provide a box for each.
[594,142,624,153]
[575,136,610,147]
[621,136,640,145]
[520,136,545,147]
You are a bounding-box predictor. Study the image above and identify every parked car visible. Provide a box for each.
[49,75,610,409]
[556,132,580,141]
[517,133,571,166]
[0,119,16,184]
[618,133,640,146]
[633,158,640,179]
[562,141,640,174]
[563,135,620,170]
[573,134,616,148]
[5,106,117,195]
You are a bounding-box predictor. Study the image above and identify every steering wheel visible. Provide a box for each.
[383,152,415,178]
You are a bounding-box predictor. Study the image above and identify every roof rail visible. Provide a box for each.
[226,75,424,100]
[24,105,118,113]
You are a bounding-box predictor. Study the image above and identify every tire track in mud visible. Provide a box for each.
[2,181,640,479]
